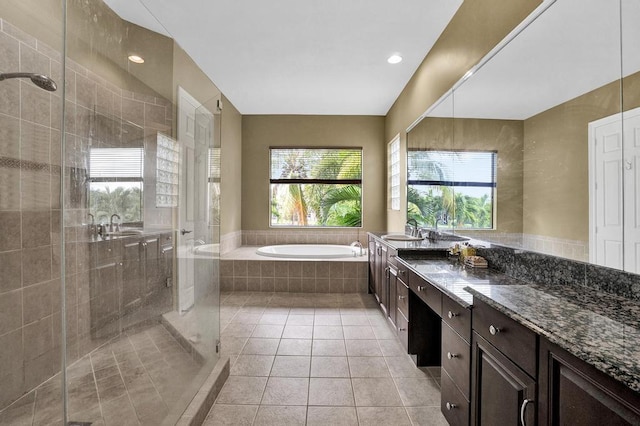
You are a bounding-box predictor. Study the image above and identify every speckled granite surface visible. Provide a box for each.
[368,232,457,252]
[466,284,640,394]
[396,256,640,394]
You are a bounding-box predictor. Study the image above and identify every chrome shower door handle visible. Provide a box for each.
[181,229,193,235]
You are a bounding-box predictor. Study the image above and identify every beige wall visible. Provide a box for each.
[384,0,541,232]
[408,117,524,233]
[522,71,640,242]
[220,96,243,235]
[242,115,385,233]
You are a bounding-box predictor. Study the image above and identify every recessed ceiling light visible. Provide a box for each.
[387,54,403,64]
[128,55,145,64]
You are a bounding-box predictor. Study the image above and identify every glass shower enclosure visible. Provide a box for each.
[0,0,222,424]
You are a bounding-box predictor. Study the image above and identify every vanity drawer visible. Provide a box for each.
[396,310,409,352]
[441,322,471,400]
[408,270,442,316]
[473,298,537,377]
[396,279,409,319]
[441,369,470,426]
[442,294,471,344]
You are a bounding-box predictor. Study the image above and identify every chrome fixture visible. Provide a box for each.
[109,214,121,233]
[0,72,57,91]
[405,218,419,237]
[350,241,363,256]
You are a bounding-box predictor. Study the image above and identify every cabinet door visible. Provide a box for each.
[368,237,376,294]
[377,243,389,314]
[388,265,397,327]
[471,332,536,426]
[539,338,640,426]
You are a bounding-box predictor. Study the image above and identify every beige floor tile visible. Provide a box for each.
[306,406,358,426]
[340,315,370,326]
[251,324,284,338]
[286,315,314,326]
[282,325,313,339]
[203,404,258,426]
[348,356,390,377]
[221,323,256,338]
[230,355,275,376]
[277,339,312,356]
[394,377,441,406]
[240,338,280,355]
[313,325,344,339]
[310,356,350,377]
[216,376,268,405]
[385,356,431,378]
[352,378,403,407]
[405,406,449,426]
[308,378,354,406]
[270,356,311,377]
[261,377,309,406]
[313,314,341,326]
[253,405,307,426]
[342,325,376,340]
[344,339,382,357]
[311,339,346,356]
[378,339,406,357]
[356,406,412,425]
[259,314,289,325]
[372,325,398,340]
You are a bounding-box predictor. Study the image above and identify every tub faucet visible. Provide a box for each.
[350,241,363,256]
[109,214,121,233]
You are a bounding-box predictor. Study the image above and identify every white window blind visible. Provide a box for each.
[407,150,496,187]
[90,147,144,179]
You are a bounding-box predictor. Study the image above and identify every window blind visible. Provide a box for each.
[270,148,362,183]
[407,150,496,187]
[90,147,144,179]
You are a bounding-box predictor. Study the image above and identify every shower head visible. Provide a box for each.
[0,72,57,92]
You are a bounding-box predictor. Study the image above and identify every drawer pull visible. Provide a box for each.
[447,352,458,360]
[446,402,457,410]
[417,285,426,291]
[398,327,407,331]
[398,295,406,300]
[447,311,459,319]
[489,325,501,335]
[399,269,406,276]
[520,398,534,426]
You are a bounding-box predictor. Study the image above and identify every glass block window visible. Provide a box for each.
[156,133,180,207]
[388,137,400,210]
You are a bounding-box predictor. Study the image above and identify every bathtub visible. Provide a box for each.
[256,244,365,259]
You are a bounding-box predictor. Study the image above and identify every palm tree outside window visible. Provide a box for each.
[269,147,362,227]
[407,150,496,230]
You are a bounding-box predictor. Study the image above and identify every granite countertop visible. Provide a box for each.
[368,232,460,251]
[396,255,640,394]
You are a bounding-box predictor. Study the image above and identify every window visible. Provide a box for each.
[388,137,400,210]
[269,147,362,227]
[208,147,221,225]
[407,150,496,229]
[156,133,179,208]
[89,147,144,223]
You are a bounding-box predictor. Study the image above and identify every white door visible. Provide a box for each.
[623,108,640,274]
[589,114,623,270]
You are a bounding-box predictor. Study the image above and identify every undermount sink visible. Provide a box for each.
[382,233,424,241]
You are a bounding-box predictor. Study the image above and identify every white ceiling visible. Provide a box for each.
[427,0,640,120]
[104,0,462,115]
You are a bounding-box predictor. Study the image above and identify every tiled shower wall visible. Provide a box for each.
[0,17,173,410]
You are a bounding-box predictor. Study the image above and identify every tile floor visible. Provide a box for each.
[205,291,448,425]
[0,323,204,426]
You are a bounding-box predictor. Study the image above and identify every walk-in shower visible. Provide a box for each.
[0,72,58,91]
[0,0,222,425]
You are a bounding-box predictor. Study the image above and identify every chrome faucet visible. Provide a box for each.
[109,214,121,233]
[350,241,364,256]
[406,218,419,237]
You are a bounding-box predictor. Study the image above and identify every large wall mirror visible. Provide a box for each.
[407,0,640,273]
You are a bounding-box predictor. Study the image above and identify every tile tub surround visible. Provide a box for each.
[398,257,640,395]
[206,291,448,426]
[221,247,369,293]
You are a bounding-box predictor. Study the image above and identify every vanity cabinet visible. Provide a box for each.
[471,299,537,426]
[441,294,472,426]
[406,269,442,366]
[538,338,640,426]
[368,237,389,314]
